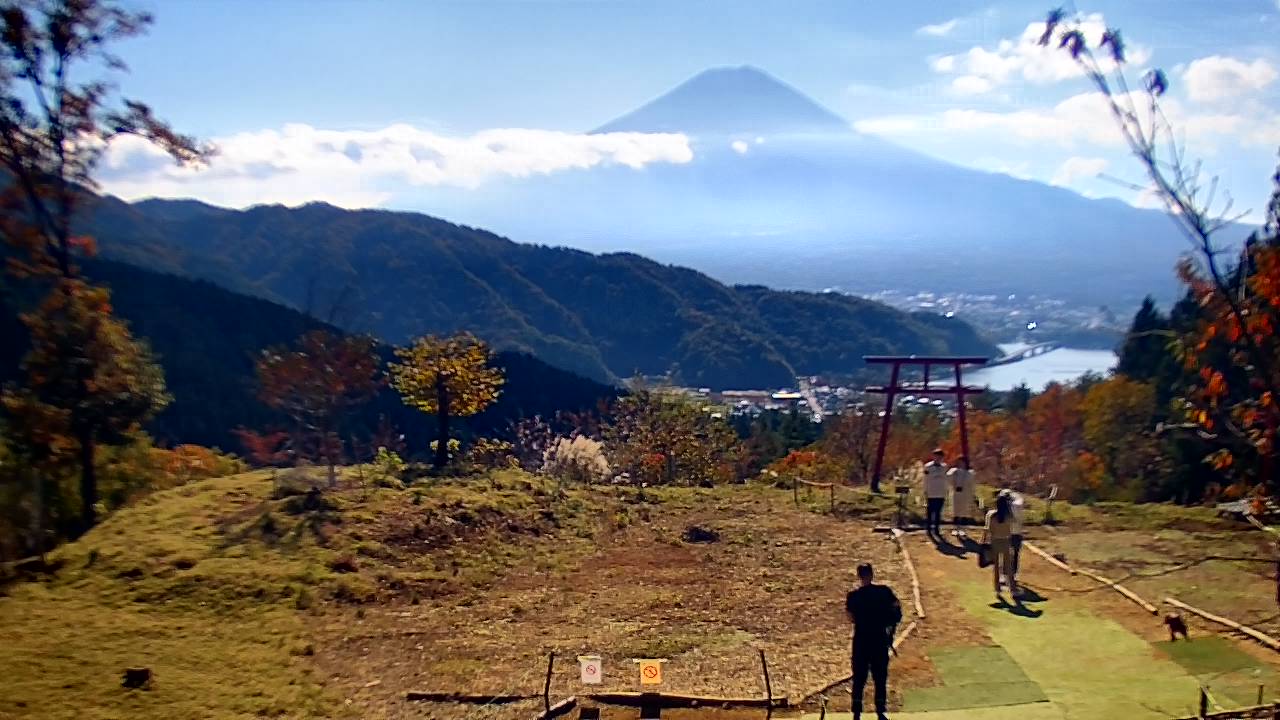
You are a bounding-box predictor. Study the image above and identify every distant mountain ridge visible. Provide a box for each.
[80,194,996,389]
[0,257,619,450]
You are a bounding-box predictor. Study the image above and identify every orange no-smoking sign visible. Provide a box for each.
[636,659,664,685]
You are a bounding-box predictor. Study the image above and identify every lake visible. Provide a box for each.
[963,344,1117,391]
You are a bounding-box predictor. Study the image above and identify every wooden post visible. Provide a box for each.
[544,652,555,713]
[1199,687,1208,718]
[793,478,798,506]
[870,363,900,494]
[829,484,835,513]
[1260,684,1265,705]
[759,649,773,709]
[955,363,972,464]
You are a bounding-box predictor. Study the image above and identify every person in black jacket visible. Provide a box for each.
[846,563,902,720]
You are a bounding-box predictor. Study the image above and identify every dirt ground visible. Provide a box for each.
[312,487,914,720]
[313,489,1280,720]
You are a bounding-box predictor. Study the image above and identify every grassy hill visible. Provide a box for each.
[3,467,1278,720]
[81,195,997,388]
[0,468,903,719]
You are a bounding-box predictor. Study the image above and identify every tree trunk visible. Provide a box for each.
[28,468,43,559]
[78,428,97,532]
[434,376,450,471]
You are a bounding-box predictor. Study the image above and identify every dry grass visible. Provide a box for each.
[7,463,1273,720]
[0,470,903,720]
[312,483,907,720]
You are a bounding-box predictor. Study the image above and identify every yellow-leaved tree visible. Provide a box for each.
[388,333,505,471]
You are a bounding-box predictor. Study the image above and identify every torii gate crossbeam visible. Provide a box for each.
[863,355,988,493]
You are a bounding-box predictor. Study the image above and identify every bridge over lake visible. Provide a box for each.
[985,341,1062,368]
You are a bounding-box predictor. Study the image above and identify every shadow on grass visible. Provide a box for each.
[990,597,1044,618]
[1015,586,1049,603]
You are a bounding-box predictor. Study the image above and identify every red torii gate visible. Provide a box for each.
[863,355,988,493]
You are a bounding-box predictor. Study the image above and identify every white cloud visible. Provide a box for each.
[856,91,1250,150]
[99,123,694,208]
[951,75,994,96]
[731,139,749,154]
[930,55,956,73]
[917,18,959,37]
[1183,56,1278,103]
[1051,156,1109,186]
[929,13,1150,94]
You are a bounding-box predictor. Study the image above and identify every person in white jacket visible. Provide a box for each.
[948,457,976,525]
[922,448,949,537]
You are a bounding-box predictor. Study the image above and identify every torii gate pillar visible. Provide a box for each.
[863,355,988,493]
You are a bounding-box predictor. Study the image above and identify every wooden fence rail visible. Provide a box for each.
[1023,541,1159,614]
[1165,597,1280,652]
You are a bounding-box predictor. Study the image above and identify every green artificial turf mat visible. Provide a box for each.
[930,645,1034,685]
[949,577,1204,718]
[903,680,1048,711]
[1154,636,1280,708]
[1154,636,1258,676]
[901,645,1047,711]
[804,705,1066,720]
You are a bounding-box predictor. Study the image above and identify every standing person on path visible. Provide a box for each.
[948,457,976,526]
[1003,489,1026,583]
[983,492,1017,601]
[922,449,949,537]
[846,563,903,720]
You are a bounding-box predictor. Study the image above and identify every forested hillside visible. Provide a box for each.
[81,195,996,387]
[0,258,618,451]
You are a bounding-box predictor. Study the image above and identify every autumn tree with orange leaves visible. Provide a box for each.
[1041,8,1280,491]
[0,0,207,532]
[256,330,383,487]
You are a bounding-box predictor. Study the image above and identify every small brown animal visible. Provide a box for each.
[1164,612,1189,641]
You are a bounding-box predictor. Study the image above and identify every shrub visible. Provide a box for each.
[465,438,517,470]
[543,435,610,485]
[371,447,406,488]
[273,466,325,498]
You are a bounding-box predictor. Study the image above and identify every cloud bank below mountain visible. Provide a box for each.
[100,124,694,208]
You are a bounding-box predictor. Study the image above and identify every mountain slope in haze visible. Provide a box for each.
[0,258,619,451]
[80,195,996,389]
[595,66,849,135]
[433,65,1247,309]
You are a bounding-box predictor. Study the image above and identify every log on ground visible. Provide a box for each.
[405,691,539,703]
[583,692,788,709]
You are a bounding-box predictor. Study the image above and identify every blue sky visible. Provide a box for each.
[102,0,1280,220]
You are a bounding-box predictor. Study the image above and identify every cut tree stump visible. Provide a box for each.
[1165,597,1280,652]
[122,667,152,689]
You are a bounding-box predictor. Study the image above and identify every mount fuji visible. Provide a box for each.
[437,66,1232,309]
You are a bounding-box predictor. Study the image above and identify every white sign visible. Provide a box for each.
[579,655,602,685]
